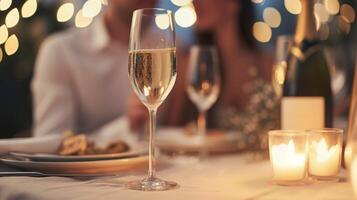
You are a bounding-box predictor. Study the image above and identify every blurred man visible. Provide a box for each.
[32,0,156,136]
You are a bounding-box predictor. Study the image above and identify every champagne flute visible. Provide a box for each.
[186,45,221,144]
[127,8,177,191]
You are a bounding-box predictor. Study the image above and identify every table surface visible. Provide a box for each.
[0,154,353,200]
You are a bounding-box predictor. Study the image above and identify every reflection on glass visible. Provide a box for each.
[272,35,292,97]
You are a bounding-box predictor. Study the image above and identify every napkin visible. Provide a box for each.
[0,117,139,155]
[0,134,64,154]
[87,117,139,148]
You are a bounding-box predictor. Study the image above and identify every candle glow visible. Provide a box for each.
[271,139,307,181]
[309,138,341,177]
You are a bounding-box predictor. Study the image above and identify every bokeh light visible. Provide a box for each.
[82,0,102,18]
[4,34,19,56]
[5,8,20,28]
[0,0,12,11]
[155,14,170,30]
[101,0,108,5]
[75,9,93,28]
[251,0,264,4]
[0,25,9,44]
[325,0,340,15]
[171,0,192,7]
[338,15,351,34]
[21,0,37,18]
[253,21,272,43]
[314,2,330,23]
[57,3,75,23]
[263,7,281,28]
[174,6,197,28]
[340,4,355,23]
[0,48,3,63]
[284,0,302,15]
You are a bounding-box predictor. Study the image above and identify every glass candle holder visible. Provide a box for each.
[268,130,308,185]
[308,128,343,181]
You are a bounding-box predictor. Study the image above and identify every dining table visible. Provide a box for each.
[0,153,353,200]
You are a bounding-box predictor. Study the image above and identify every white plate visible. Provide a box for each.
[156,127,239,153]
[9,144,147,162]
[0,155,148,174]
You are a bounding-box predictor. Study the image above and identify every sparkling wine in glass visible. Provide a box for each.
[127,8,177,191]
[186,45,221,143]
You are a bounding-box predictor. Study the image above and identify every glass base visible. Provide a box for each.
[126,176,178,191]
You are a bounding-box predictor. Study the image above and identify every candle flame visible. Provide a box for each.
[313,138,339,162]
[272,139,306,167]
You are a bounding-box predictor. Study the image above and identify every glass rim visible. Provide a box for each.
[306,128,344,135]
[268,130,308,136]
[133,8,172,16]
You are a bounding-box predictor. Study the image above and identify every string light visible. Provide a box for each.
[75,9,93,28]
[253,21,272,43]
[263,7,281,28]
[5,8,20,28]
[82,0,102,18]
[171,0,192,7]
[314,3,330,23]
[284,0,302,15]
[155,14,170,30]
[0,0,12,11]
[0,48,3,63]
[325,0,340,15]
[57,3,74,23]
[174,5,196,28]
[21,0,37,18]
[340,4,355,23]
[0,25,9,44]
[251,0,264,4]
[4,34,19,56]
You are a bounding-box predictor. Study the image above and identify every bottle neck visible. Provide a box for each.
[294,0,318,44]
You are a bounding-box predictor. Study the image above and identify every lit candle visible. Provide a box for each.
[309,138,341,177]
[271,139,307,181]
[344,142,352,169]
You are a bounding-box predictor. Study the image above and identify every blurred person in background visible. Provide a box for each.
[129,0,279,151]
[32,0,157,137]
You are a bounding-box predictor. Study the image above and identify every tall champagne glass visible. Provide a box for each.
[186,45,221,143]
[127,8,177,191]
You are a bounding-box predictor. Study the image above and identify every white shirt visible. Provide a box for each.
[32,17,132,136]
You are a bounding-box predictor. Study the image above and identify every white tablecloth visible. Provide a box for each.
[0,155,353,200]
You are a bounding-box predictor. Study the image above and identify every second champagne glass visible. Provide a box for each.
[186,45,221,143]
[127,8,177,191]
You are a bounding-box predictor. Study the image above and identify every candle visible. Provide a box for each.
[271,139,307,181]
[351,157,357,197]
[344,142,352,169]
[309,138,341,177]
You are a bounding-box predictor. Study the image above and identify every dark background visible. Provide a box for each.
[0,0,356,138]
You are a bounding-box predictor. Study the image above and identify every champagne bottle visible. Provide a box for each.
[282,0,333,129]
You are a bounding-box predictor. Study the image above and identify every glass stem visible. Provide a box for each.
[197,111,207,139]
[148,108,157,178]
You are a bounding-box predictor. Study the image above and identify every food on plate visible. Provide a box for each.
[58,133,130,155]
